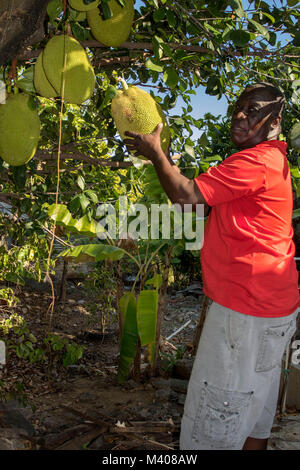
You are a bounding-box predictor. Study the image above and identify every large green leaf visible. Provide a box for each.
[145,274,163,289]
[48,204,97,236]
[136,290,158,347]
[230,30,251,47]
[59,243,125,262]
[117,293,139,383]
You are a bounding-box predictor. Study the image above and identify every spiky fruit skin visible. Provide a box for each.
[43,35,95,105]
[111,86,170,160]
[68,0,100,11]
[289,123,300,153]
[87,0,134,47]
[34,52,57,99]
[0,94,40,166]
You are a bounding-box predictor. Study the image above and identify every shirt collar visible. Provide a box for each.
[256,140,287,154]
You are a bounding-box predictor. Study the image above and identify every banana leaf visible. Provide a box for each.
[145,274,163,289]
[137,289,158,365]
[48,204,97,236]
[117,292,139,383]
[58,243,125,262]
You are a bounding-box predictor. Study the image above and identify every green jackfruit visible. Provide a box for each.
[34,51,57,99]
[73,10,87,21]
[87,0,134,47]
[68,0,100,11]
[111,80,170,160]
[0,94,40,166]
[289,123,300,152]
[43,35,95,105]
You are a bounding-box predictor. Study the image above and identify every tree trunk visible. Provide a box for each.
[0,0,49,66]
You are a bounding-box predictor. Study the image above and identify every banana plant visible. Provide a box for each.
[47,203,166,382]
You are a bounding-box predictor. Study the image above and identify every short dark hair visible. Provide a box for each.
[242,82,286,118]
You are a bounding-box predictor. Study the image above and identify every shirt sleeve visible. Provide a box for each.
[194,152,267,206]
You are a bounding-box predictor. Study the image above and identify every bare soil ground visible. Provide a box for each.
[0,277,299,451]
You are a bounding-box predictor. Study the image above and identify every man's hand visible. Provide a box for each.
[123,123,166,162]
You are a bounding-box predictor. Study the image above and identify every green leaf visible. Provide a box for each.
[60,243,125,262]
[248,19,270,40]
[18,67,35,94]
[153,7,165,22]
[163,67,179,88]
[293,208,300,219]
[230,30,251,47]
[77,175,85,191]
[85,190,98,204]
[198,132,210,148]
[166,9,176,27]
[136,290,158,347]
[98,85,117,110]
[229,0,245,18]
[100,2,113,20]
[12,165,27,190]
[47,0,63,23]
[79,194,90,211]
[71,21,92,42]
[117,293,139,383]
[287,0,299,6]
[145,274,163,289]
[145,58,164,73]
[293,32,300,47]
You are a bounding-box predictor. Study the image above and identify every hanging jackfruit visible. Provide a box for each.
[68,0,100,11]
[72,10,87,21]
[87,0,134,47]
[289,123,300,153]
[34,51,57,99]
[0,94,40,166]
[42,35,95,104]
[111,79,170,160]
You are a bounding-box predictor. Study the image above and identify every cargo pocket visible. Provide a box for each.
[255,318,297,373]
[192,382,253,447]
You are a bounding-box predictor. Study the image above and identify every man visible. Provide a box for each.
[124,82,299,450]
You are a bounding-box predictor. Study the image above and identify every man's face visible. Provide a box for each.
[230,89,280,149]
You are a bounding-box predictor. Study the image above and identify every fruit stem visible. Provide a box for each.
[118,77,128,90]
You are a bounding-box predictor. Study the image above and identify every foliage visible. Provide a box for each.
[0,0,299,384]
[0,313,84,367]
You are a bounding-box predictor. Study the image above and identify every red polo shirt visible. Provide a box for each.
[194,140,300,317]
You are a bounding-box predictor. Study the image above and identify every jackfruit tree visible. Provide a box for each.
[0,0,299,382]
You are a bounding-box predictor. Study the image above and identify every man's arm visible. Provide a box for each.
[124,123,208,211]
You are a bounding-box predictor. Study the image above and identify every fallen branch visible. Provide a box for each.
[166,320,192,341]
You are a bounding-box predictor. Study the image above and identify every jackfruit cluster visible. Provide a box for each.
[0,94,41,167]
[34,35,95,105]
[87,0,135,47]
[111,80,170,160]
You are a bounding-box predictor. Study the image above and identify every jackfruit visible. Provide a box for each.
[68,0,100,11]
[34,51,57,99]
[0,94,40,166]
[289,123,300,153]
[42,35,95,104]
[111,79,170,160]
[87,0,134,47]
[73,10,87,21]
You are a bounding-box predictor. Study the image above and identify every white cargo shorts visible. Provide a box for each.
[180,301,299,450]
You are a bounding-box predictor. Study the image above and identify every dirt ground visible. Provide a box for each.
[0,275,299,451]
